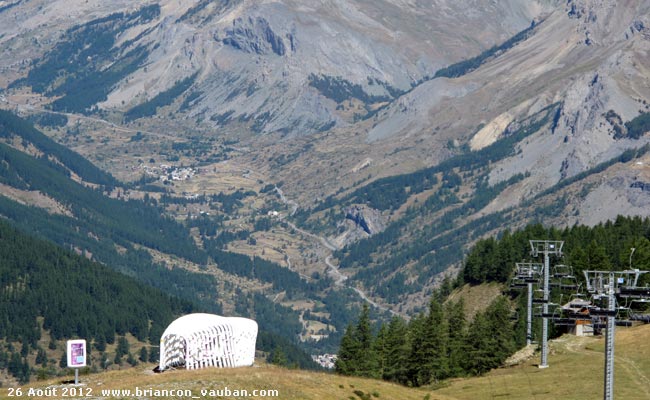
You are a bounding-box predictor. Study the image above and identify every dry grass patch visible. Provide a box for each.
[1,362,457,400]
[435,324,650,400]
[445,283,504,320]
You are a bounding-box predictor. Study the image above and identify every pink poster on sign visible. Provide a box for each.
[69,342,85,367]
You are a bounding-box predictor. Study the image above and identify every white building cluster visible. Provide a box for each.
[312,353,337,369]
[140,164,196,183]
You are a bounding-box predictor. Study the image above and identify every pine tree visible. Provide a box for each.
[586,240,611,270]
[335,323,359,375]
[464,296,515,375]
[373,324,388,378]
[419,299,449,385]
[20,342,29,357]
[100,352,111,369]
[8,351,22,377]
[494,230,517,282]
[127,352,138,366]
[20,358,31,384]
[445,299,467,376]
[485,296,516,363]
[335,304,378,378]
[35,347,47,365]
[405,312,426,386]
[464,312,493,375]
[569,246,589,279]
[94,333,106,352]
[406,298,453,387]
[148,345,159,363]
[116,336,129,358]
[139,346,148,363]
[355,304,379,378]
[269,346,288,367]
[382,316,409,384]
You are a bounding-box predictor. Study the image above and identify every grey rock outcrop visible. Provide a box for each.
[630,180,650,193]
[331,204,387,248]
[222,16,292,56]
[344,205,386,235]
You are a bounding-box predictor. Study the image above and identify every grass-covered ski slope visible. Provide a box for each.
[0,362,454,400]
[436,323,650,400]
[7,324,650,400]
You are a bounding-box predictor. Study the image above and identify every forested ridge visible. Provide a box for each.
[0,218,317,383]
[462,216,650,286]
[336,216,650,386]
[0,110,117,186]
[312,105,558,303]
[124,74,197,122]
[433,21,537,79]
[13,5,160,113]
[0,111,320,377]
[0,219,192,383]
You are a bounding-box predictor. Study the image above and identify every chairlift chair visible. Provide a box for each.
[509,282,528,289]
[553,264,573,278]
[628,299,650,322]
[570,284,585,299]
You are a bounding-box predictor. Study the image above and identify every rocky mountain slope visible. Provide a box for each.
[2,0,650,319]
[0,0,552,133]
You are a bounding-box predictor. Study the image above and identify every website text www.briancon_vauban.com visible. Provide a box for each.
[7,386,280,398]
[102,386,280,398]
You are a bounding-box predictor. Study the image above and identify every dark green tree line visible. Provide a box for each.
[461,216,650,286]
[336,297,514,387]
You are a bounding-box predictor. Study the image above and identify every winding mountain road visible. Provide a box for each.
[5,99,180,140]
[275,190,401,316]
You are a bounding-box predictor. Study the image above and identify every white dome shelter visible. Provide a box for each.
[159,313,258,370]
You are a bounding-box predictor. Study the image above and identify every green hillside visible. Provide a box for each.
[334,216,650,389]
[13,5,160,113]
[1,361,454,400]
[0,110,117,186]
[5,324,650,399]
[0,219,192,383]
[0,111,318,373]
[436,324,650,400]
[0,135,220,311]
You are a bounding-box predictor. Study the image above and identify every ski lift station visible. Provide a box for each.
[159,313,258,370]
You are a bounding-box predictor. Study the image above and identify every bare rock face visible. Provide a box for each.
[331,204,387,248]
[344,205,386,235]
[565,0,650,45]
[567,164,650,228]
[221,16,293,56]
[325,206,384,252]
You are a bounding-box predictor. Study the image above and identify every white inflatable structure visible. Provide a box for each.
[159,313,258,370]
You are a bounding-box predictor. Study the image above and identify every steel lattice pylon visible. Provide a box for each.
[530,240,563,368]
[583,269,648,400]
[514,262,543,345]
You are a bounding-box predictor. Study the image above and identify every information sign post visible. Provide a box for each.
[66,339,87,385]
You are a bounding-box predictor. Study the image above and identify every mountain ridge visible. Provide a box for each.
[2,0,650,332]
